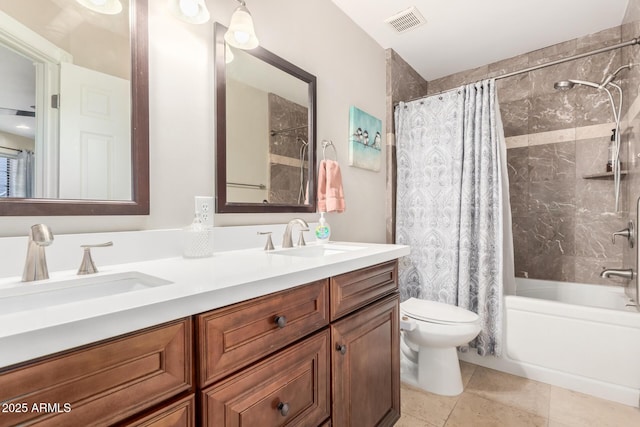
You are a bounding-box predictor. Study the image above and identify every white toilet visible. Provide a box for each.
[400,297,481,396]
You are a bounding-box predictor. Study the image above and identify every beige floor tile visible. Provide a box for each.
[465,366,550,418]
[444,393,547,427]
[401,383,460,427]
[396,412,440,427]
[549,386,640,427]
[460,361,477,388]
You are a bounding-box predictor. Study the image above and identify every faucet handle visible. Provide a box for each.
[297,228,309,247]
[257,232,275,251]
[78,241,113,275]
[612,221,635,248]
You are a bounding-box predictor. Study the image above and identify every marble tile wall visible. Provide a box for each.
[395,25,638,285]
[268,93,308,204]
[385,49,429,243]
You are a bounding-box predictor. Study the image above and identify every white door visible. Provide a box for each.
[59,62,131,200]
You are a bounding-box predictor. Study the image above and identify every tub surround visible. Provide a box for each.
[0,227,409,369]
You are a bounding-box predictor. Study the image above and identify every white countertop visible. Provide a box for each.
[0,241,409,369]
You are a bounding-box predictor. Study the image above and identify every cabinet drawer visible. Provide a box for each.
[0,318,192,427]
[123,394,195,427]
[202,330,330,427]
[330,260,398,320]
[196,279,329,386]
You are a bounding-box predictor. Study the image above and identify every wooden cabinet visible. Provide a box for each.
[0,318,192,427]
[0,259,400,427]
[202,330,330,426]
[195,261,400,427]
[331,294,400,427]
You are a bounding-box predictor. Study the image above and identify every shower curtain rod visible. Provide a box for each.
[395,36,640,106]
[0,145,21,152]
[270,125,308,136]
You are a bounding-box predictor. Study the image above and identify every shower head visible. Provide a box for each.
[554,80,575,90]
[554,79,601,91]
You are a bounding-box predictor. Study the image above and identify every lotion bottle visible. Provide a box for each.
[315,212,331,244]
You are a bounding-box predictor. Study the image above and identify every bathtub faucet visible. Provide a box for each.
[600,268,635,280]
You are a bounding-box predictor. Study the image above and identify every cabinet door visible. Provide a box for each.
[202,330,330,427]
[331,294,400,427]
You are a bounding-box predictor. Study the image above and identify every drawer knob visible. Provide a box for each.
[336,344,347,355]
[274,315,287,328]
[277,402,290,416]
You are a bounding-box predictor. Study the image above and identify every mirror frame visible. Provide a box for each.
[215,23,317,214]
[0,0,149,216]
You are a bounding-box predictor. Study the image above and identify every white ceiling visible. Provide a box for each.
[331,0,630,81]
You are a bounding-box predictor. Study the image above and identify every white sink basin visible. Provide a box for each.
[271,243,366,258]
[0,272,173,315]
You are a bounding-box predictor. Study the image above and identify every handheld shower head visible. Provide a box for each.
[554,80,574,90]
[553,79,600,90]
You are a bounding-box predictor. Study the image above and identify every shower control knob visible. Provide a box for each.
[612,221,635,248]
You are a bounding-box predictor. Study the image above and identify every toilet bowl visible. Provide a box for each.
[400,297,481,396]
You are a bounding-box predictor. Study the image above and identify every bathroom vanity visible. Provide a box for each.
[0,235,408,426]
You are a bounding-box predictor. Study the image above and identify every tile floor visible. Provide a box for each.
[397,362,640,427]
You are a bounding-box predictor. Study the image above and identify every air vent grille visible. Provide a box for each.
[385,6,426,34]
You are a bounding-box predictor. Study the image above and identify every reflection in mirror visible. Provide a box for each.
[215,23,317,213]
[0,0,148,215]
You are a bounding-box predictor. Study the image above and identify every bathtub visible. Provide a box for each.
[458,278,640,407]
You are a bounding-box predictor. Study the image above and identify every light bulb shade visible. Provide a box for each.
[225,44,234,64]
[75,0,123,15]
[224,5,259,49]
[168,0,210,24]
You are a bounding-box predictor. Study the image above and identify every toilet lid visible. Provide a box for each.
[401,298,479,324]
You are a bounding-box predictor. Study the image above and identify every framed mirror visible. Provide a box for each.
[215,23,317,213]
[0,0,148,215]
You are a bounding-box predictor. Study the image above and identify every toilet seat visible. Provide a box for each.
[401,298,479,325]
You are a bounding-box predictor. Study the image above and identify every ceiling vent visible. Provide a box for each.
[385,6,426,34]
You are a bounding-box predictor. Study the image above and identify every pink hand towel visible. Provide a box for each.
[318,159,346,213]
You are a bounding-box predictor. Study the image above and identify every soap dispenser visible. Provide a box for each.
[315,212,331,244]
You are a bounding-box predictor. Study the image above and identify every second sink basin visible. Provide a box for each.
[0,272,173,315]
[271,243,366,258]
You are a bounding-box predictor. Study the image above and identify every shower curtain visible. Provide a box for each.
[395,79,514,356]
[9,150,34,198]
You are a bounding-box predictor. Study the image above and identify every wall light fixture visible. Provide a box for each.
[224,0,259,49]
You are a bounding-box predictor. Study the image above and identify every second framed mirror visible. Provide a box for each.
[215,23,317,214]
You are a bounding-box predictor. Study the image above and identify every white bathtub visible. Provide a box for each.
[459,278,640,407]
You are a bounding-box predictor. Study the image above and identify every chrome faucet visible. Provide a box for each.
[22,224,54,282]
[600,268,635,280]
[282,219,309,248]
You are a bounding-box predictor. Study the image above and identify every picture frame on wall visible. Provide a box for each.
[348,106,382,172]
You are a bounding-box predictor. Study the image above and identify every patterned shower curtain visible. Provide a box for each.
[9,150,34,198]
[395,79,513,356]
